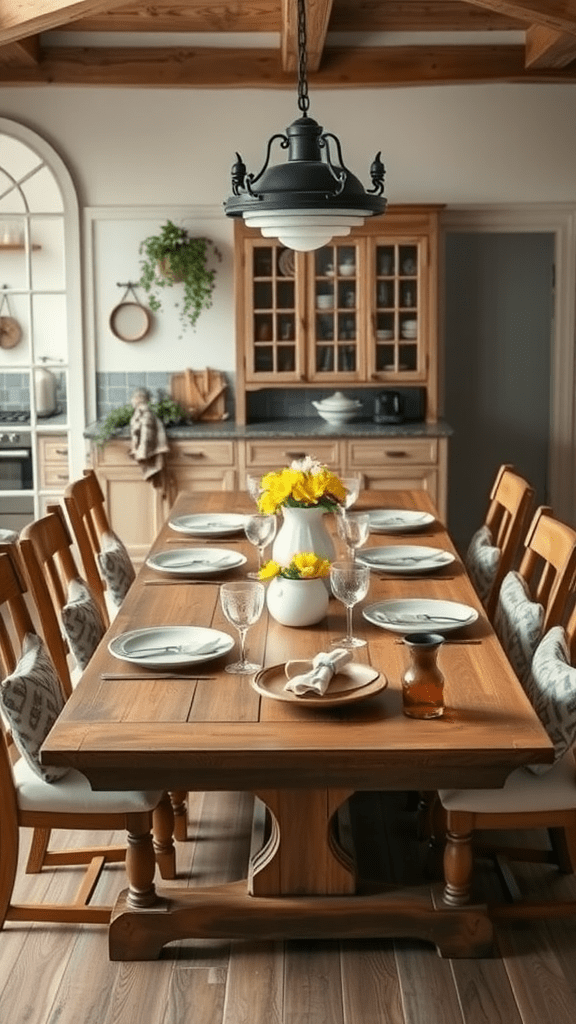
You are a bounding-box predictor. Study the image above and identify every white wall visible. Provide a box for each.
[1,82,575,374]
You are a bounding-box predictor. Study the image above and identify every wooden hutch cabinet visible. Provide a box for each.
[234,205,443,425]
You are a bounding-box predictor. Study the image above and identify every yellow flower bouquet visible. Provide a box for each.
[259,552,331,581]
[257,456,346,515]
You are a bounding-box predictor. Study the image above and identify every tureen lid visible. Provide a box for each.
[314,391,362,410]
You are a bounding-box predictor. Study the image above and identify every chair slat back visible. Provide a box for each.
[64,470,110,625]
[481,464,535,617]
[18,508,77,697]
[0,545,35,678]
[518,507,576,632]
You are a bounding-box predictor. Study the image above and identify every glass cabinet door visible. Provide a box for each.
[309,241,364,380]
[245,241,304,381]
[369,238,428,378]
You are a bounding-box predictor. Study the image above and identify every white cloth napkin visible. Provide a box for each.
[284,648,352,696]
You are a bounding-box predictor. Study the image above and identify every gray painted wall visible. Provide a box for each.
[444,232,554,552]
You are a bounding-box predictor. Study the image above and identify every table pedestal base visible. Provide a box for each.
[108,880,494,961]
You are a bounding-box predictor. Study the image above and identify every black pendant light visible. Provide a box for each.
[224,0,386,251]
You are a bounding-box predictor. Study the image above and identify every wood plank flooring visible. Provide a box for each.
[2,789,576,1024]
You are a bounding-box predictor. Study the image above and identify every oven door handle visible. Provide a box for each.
[0,449,30,459]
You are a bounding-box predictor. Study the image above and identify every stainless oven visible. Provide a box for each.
[0,422,34,531]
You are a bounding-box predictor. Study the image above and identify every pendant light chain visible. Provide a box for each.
[297,0,310,116]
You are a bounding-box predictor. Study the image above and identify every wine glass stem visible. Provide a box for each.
[347,543,355,561]
[257,545,265,570]
[346,604,354,642]
[238,626,248,666]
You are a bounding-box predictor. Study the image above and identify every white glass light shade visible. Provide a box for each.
[242,209,367,252]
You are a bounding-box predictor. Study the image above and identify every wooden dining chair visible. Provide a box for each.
[18,505,106,695]
[435,584,576,920]
[63,470,110,626]
[64,469,135,617]
[0,546,176,930]
[465,464,535,619]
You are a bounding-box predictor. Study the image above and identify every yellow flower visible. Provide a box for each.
[258,560,282,580]
[292,552,320,577]
[256,459,346,514]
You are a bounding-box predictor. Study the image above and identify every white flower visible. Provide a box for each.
[290,455,324,475]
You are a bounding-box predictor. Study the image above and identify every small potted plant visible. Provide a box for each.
[138,220,221,333]
[259,552,331,627]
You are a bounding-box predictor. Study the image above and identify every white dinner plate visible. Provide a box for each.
[109,626,234,669]
[358,545,455,575]
[146,547,247,577]
[367,509,435,534]
[363,598,478,635]
[169,513,247,537]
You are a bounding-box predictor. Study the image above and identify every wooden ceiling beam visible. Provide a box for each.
[463,1,576,34]
[0,36,40,65]
[0,0,130,45]
[2,43,576,87]
[281,0,332,75]
[60,1,525,35]
[525,24,576,67]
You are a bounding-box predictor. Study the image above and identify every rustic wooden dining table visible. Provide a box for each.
[41,488,553,960]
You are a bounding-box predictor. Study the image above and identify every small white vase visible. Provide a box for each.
[272,506,336,566]
[266,576,329,627]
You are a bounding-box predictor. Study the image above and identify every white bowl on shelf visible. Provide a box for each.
[316,294,334,309]
[339,263,356,277]
[377,329,394,340]
[312,391,363,425]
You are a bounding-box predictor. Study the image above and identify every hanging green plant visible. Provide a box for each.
[138,220,222,333]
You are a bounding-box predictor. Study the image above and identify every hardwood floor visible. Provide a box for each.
[2,789,576,1024]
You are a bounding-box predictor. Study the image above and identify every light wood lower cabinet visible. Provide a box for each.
[91,433,447,561]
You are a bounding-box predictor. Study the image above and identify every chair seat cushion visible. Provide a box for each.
[0,633,69,783]
[523,625,576,774]
[61,577,106,671]
[465,525,500,603]
[98,530,135,608]
[14,757,163,814]
[440,746,576,814]
[494,570,544,687]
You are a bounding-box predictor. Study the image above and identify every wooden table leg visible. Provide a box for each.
[249,788,356,896]
[124,811,159,910]
[442,811,475,907]
[108,797,494,961]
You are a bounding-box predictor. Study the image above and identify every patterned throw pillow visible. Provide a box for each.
[465,524,500,603]
[525,626,576,774]
[494,570,544,688]
[97,530,135,607]
[0,633,69,783]
[60,578,105,670]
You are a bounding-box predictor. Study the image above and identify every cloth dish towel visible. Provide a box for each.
[284,648,352,696]
[129,403,169,485]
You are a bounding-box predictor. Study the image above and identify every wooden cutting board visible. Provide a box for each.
[171,367,228,421]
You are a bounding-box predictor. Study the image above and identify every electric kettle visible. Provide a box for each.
[374,390,404,424]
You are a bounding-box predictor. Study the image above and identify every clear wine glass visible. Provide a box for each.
[341,475,362,509]
[336,510,370,560]
[329,560,370,649]
[245,472,262,506]
[220,581,265,674]
[244,513,277,579]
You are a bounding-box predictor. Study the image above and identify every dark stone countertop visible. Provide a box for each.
[85,418,452,442]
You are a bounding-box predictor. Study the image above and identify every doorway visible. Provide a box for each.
[443,231,555,553]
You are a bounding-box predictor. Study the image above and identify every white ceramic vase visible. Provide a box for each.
[272,505,336,567]
[266,576,329,627]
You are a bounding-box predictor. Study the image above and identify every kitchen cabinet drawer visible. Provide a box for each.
[346,438,437,467]
[245,439,342,470]
[168,440,236,466]
[37,434,70,490]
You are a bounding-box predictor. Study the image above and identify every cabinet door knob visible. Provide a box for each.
[385,450,407,459]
